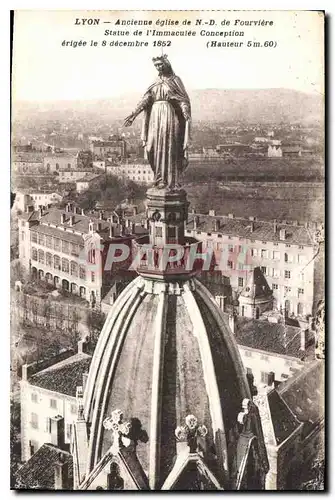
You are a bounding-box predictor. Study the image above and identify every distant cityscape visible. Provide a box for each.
[11,108,324,490]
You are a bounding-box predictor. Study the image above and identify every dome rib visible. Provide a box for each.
[86,279,146,474]
[182,282,228,481]
[148,289,168,489]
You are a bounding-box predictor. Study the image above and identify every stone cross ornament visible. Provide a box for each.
[103,409,131,452]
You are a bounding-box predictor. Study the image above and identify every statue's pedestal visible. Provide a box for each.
[146,187,189,246]
[132,187,201,281]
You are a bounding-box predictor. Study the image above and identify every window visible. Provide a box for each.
[261,355,269,361]
[273,268,280,278]
[68,163,71,168]
[54,238,61,251]
[272,283,279,290]
[207,233,212,237]
[261,266,267,275]
[262,241,267,245]
[62,240,69,254]
[284,252,293,263]
[274,242,278,246]
[54,255,60,270]
[91,272,95,282]
[238,263,244,270]
[261,372,269,384]
[251,248,257,257]
[31,412,39,429]
[88,244,96,264]
[285,270,291,279]
[284,286,292,294]
[50,399,57,409]
[62,258,69,273]
[38,234,45,246]
[261,249,267,259]
[285,244,291,248]
[299,245,304,250]
[46,252,52,267]
[227,260,233,269]
[46,236,52,248]
[228,244,234,253]
[238,277,244,287]
[273,251,280,260]
[155,227,162,237]
[31,393,38,403]
[70,403,77,414]
[70,261,78,277]
[38,249,44,264]
[79,265,86,280]
[298,288,304,296]
[56,163,60,170]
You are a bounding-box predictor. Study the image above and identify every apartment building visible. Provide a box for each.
[20,342,91,462]
[44,154,77,173]
[13,191,63,212]
[106,162,154,185]
[185,212,319,318]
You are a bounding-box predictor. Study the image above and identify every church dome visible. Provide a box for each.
[80,274,267,490]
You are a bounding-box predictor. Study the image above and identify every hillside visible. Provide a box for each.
[13,88,323,124]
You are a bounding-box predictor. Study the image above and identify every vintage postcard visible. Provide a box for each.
[10,10,325,491]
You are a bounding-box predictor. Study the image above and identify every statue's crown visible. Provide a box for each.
[152,54,168,63]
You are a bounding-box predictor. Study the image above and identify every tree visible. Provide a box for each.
[87,310,106,346]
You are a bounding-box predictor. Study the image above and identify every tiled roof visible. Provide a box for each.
[31,224,84,245]
[267,389,300,445]
[226,313,314,359]
[186,214,315,246]
[278,359,324,424]
[76,173,102,182]
[15,444,73,490]
[28,352,92,397]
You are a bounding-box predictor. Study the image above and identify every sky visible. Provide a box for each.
[12,10,324,101]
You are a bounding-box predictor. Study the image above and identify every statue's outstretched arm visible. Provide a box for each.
[124,92,152,127]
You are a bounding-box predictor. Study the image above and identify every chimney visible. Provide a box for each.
[61,213,66,224]
[125,218,130,228]
[65,203,72,213]
[97,222,102,231]
[228,213,234,219]
[99,210,103,220]
[50,415,65,449]
[191,208,196,215]
[213,219,220,232]
[131,222,136,234]
[22,364,28,381]
[300,329,308,351]
[193,216,199,230]
[209,209,216,217]
[228,314,236,333]
[279,228,286,241]
[132,206,138,216]
[76,206,81,214]
[81,208,85,216]
[250,221,255,233]
[267,371,275,386]
[69,215,75,226]
[109,224,115,238]
[249,216,256,221]
[54,452,69,490]
[38,206,43,218]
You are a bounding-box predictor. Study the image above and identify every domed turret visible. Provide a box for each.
[71,187,268,490]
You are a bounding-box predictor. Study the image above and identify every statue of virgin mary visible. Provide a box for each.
[124,55,191,190]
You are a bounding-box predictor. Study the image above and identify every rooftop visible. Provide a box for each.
[28,352,92,397]
[240,266,272,300]
[76,173,102,182]
[267,389,301,445]
[224,313,315,359]
[278,359,324,424]
[15,444,73,490]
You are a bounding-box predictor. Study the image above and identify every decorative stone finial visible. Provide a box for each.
[103,409,131,452]
[237,398,254,435]
[175,414,208,453]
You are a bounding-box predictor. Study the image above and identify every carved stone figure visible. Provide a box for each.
[124,55,191,190]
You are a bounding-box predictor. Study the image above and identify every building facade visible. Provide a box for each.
[13,191,63,212]
[17,204,142,306]
[90,136,127,159]
[106,162,154,185]
[185,212,318,318]
[43,154,77,173]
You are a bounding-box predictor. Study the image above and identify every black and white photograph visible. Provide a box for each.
[10,9,325,491]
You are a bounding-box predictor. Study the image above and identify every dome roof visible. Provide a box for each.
[79,275,267,489]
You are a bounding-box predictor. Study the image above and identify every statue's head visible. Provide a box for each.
[152,55,173,76]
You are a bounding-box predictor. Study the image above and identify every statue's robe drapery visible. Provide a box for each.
[134,74,191,189]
